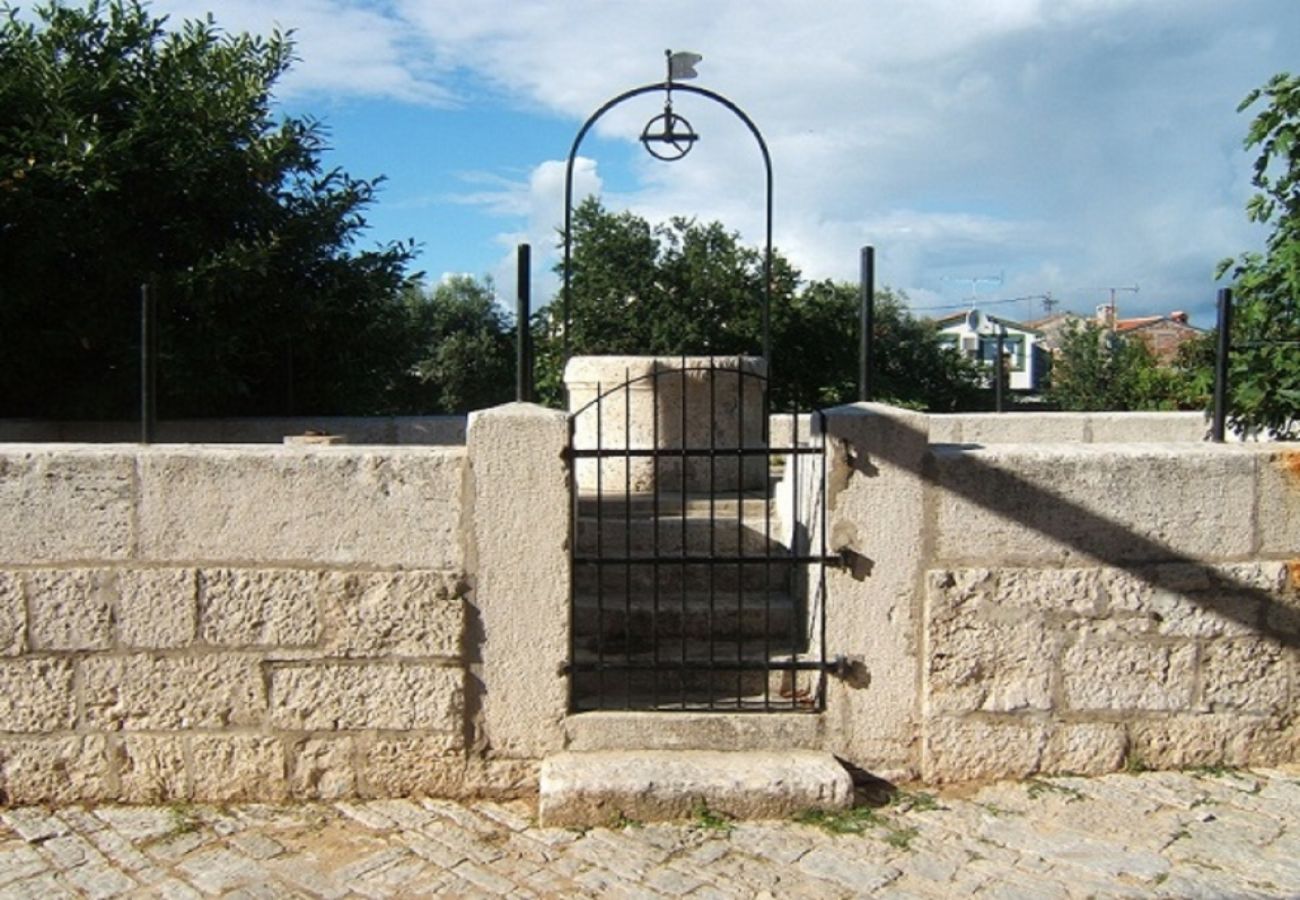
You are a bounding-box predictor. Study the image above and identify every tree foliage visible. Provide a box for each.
[1045,321,1204,412]
[536,198,982,411]
[0,0,418,418]
[398,276,515,414]
[1216,71,1300,439]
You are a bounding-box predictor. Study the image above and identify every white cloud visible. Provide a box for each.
[148,0,1298,325]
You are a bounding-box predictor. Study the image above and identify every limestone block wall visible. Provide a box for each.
[0,444,475,805]
[0,416,467,445]
[822,404,1300,784]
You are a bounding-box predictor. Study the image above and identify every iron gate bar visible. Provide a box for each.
[679,354,688,709]
[624,369,633,707]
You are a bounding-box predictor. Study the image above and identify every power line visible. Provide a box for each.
[910,295,1036,313]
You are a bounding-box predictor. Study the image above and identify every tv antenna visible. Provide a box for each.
[942,272,1004,305]
[1093,284,1139,327]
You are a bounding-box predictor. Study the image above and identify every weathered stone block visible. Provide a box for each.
[0,658,76,732]
[189,735,287,802]
[268,662,463,733]
[321,570,463,658]
[356,736,467,798]
[538,750,853,827]
[1128,713,1294,769]
[0,571,25,655]
[82,654,266,730]
[26,568,114,650]
[1201,638,1289,714]
[922,716,1048,782]
[1258,449,1300,556]
[200,568,322,647]
[1061,639,1195,711]
[0,736,112,804]
[289,737,355,800]
[115,735,188,802]
[926,572,1056,713]
[933,445,1256,566]
[1101,568,1262,638]
[1041,722,1127,776]
[116,568,196,649]
[137,447,465,568]
[467,403,569,760]
[0,449,135,563]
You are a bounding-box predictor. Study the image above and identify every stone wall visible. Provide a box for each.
[0,444,477,805]
[822,404,1300,783]
[0,404,1295,803]
[0,416,467,445]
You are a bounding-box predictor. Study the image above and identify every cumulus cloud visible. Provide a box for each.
[149,0,1297,323]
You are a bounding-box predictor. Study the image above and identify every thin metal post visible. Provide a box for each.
[995,328,1006,413]
[1212,287,1233,442]
[516,243,532,402]
[140,281,157,444]
[859,246,875,402]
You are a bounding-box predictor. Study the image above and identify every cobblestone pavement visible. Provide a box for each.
[2,766,1298,898]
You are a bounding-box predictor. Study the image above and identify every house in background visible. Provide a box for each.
[1112,310,1203,364]
[935,308,1046,392]
[1027,308,1204,366]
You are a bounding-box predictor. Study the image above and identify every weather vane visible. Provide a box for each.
[639,50,703,161]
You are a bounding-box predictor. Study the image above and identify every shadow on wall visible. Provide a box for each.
[825,409,1298,650]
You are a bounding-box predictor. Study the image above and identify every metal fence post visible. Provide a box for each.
[140,280,157,444]
[859,246,874,402]
[1212,287,1233,442]
[516,243,533,402]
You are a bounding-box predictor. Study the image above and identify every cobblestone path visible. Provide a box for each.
[2,766,1297,898]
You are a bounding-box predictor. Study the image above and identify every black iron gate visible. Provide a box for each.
[566,358,836,712]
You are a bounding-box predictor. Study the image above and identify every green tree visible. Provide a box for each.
[778,281,983,411]
[534,197,794,404]
[1216,72,1300,439]
[536,198,982,411]
[0,0,417,419]
[398,276,515,414]
[1045,321,1200,411]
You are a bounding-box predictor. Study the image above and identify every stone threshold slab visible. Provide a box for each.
[538,749,852,827]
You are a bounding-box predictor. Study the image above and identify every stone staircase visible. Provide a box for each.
[570,483,816,711]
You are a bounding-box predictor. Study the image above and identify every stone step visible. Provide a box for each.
[562,710,825,751]
[538,750,852,827]
[569,646,820,712]
[577,490,773,520]
[570,676,822,713]
[572,559,796,595]
[574,516,786,557]
[572,591,797,644]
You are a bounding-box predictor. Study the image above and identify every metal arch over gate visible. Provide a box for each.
[565,357,837,712]
[561,52,775,370]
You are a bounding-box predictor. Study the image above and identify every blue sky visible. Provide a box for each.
[147,0,1298,327]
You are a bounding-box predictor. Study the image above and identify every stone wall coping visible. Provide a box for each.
[564,355,767,385]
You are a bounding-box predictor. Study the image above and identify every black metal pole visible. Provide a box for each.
[995,328,1006,413]
[858,245,875,402]
[516,243,532,402]
[1212,287,1233,442]
[140,281,157,444]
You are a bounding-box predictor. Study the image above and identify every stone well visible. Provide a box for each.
[564,355,768,493]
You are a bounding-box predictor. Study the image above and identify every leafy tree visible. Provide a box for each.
[534,197,793,404]
[536,198,982,411]
[0,0,417,419]
[1216,72,1300,439]
[397,276,515,414]
[779,280,983,411]
[1045,321,1202,412]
